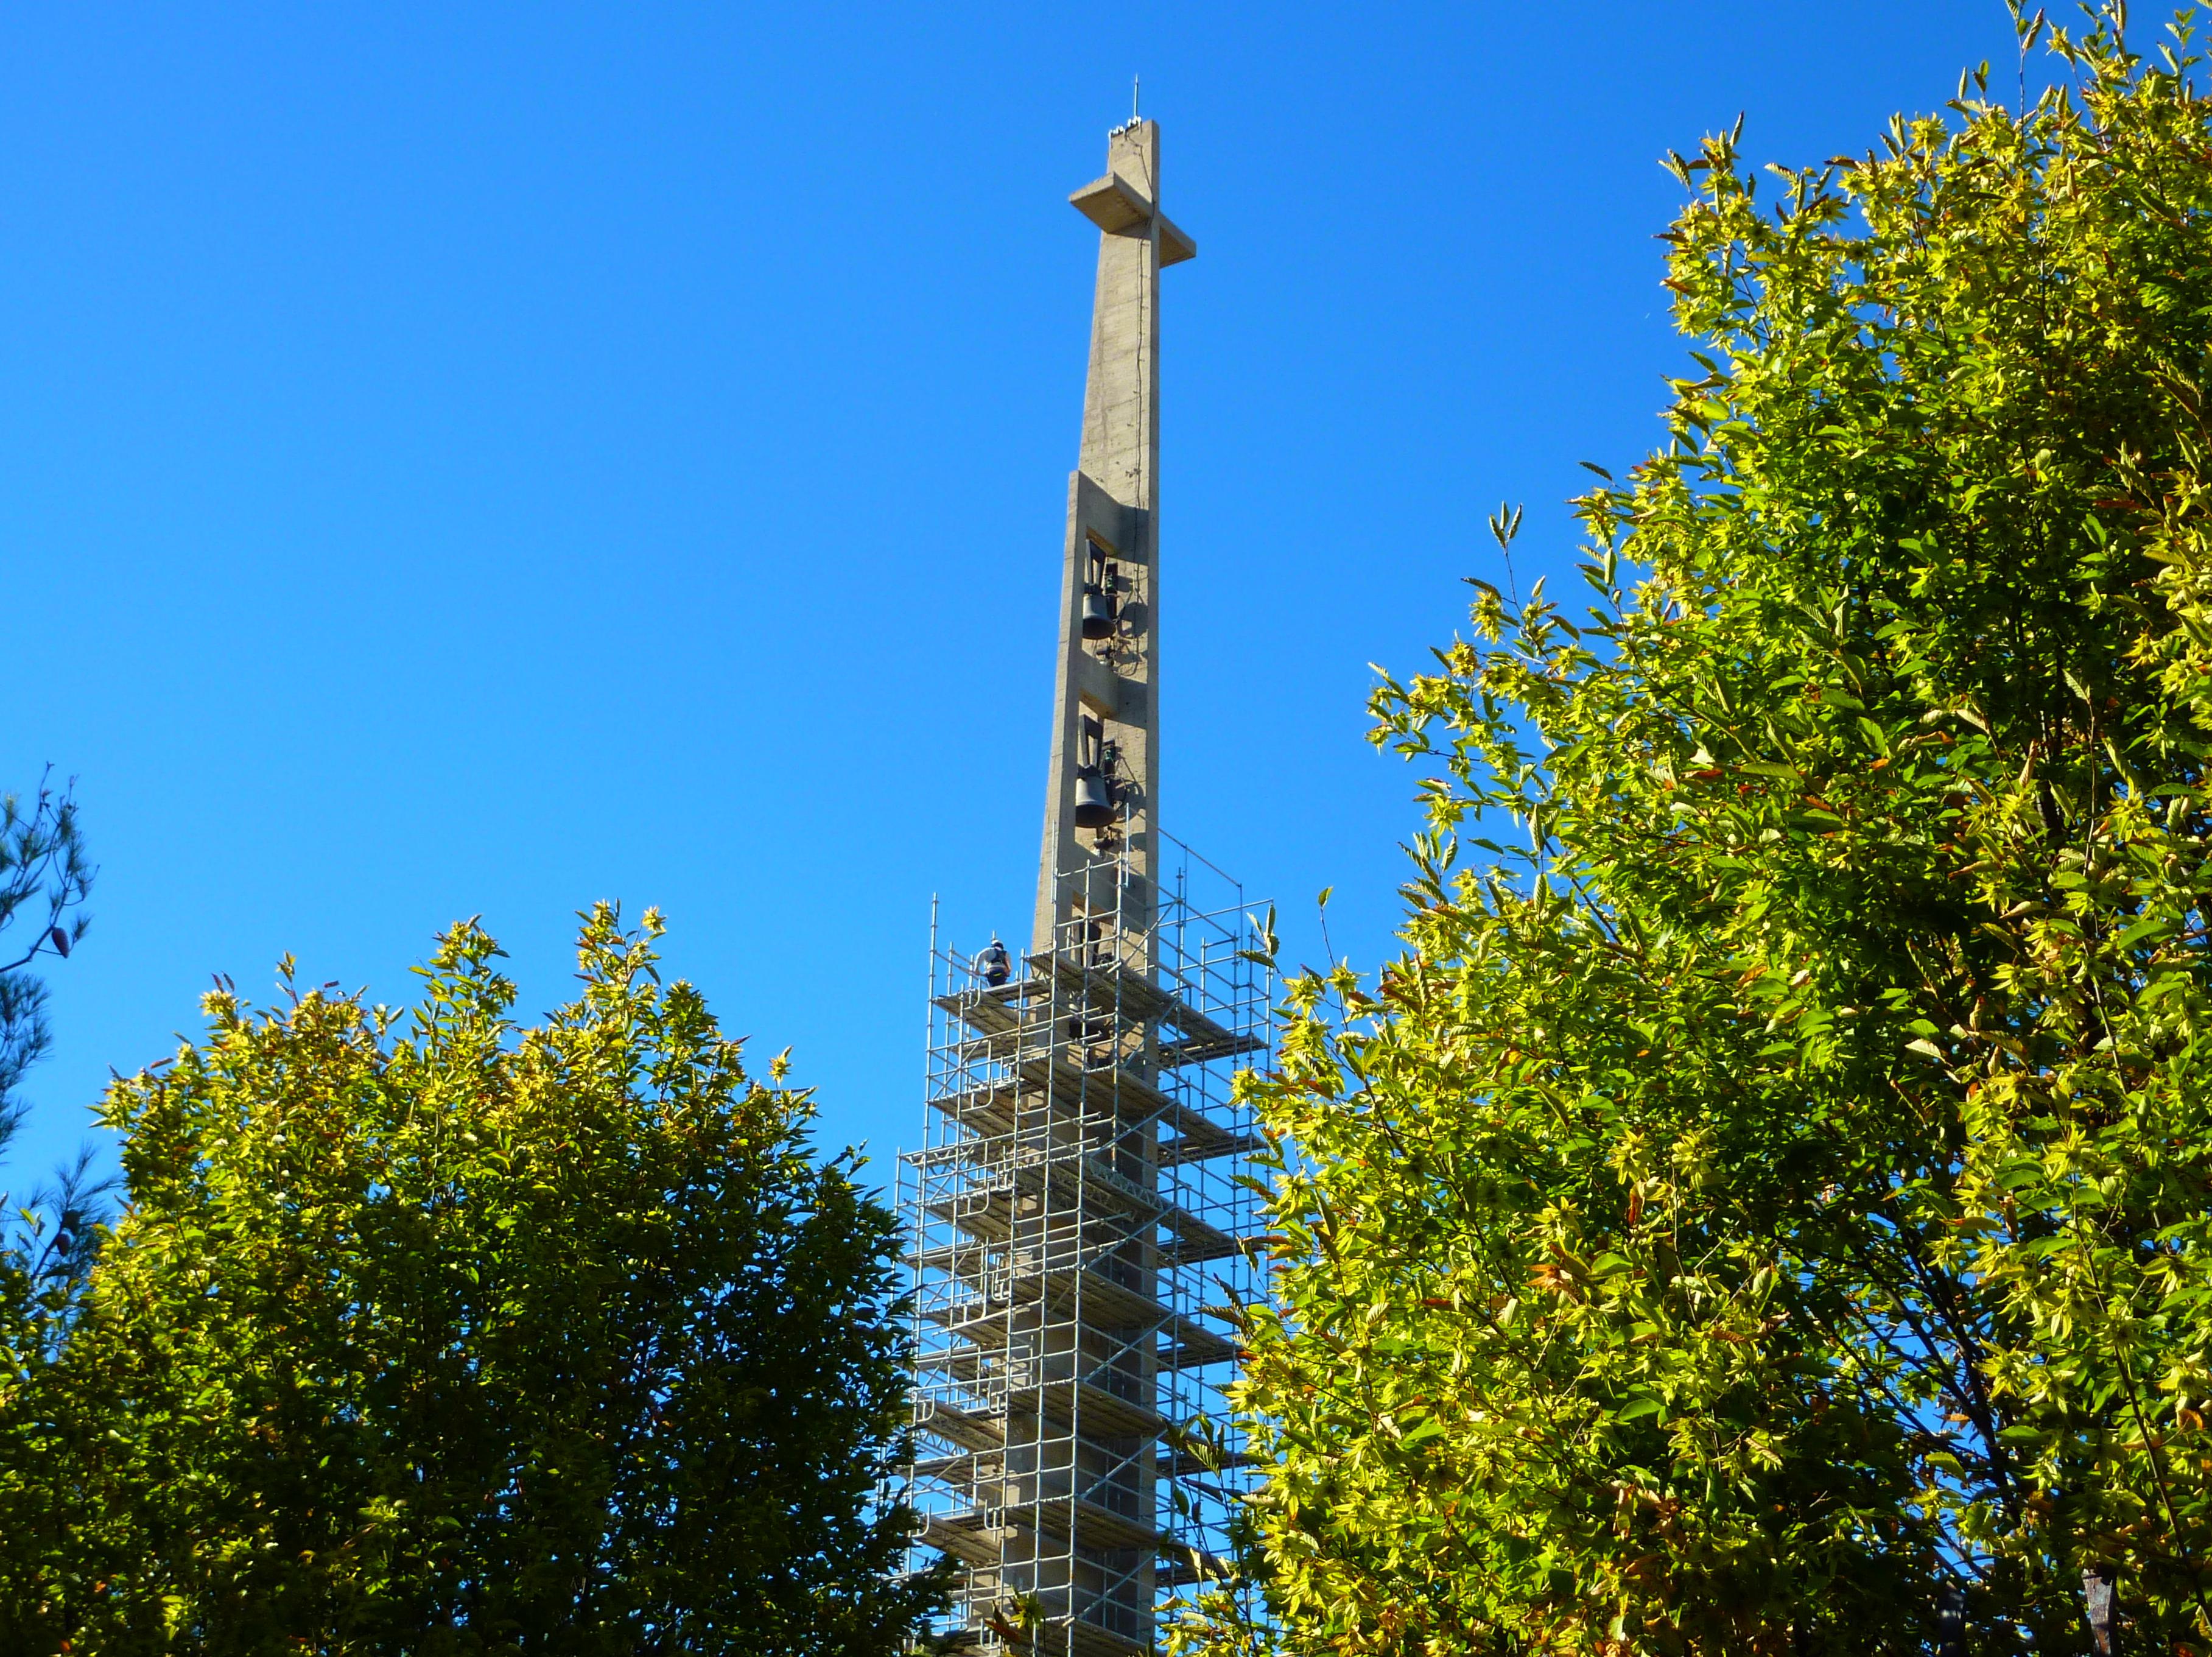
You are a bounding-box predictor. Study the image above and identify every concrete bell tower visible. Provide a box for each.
[902,113,1265,1657]
[1034,118,1195,960]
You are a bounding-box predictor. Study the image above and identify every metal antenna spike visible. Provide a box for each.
[1132,74,1140,124]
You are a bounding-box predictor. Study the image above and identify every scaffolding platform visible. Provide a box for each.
[900,836,1270,1656]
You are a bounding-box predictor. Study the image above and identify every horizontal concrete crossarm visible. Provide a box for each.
[1068,171,1196,267]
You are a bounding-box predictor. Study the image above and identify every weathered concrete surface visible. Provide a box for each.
[1033,120,1191,959]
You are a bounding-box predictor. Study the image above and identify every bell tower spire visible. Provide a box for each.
[904,114,1266,1657]
[1033,118,1196,959]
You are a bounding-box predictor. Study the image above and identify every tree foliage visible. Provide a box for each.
[0,768,102,1653]
[1189,10,2212,1653]
[0,905,939,1655]
[0,767,93,1128]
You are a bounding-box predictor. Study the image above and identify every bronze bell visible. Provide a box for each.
[1073,765,1114,829]
[1079,582,1115,641]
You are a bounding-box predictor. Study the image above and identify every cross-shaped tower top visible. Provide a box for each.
[1034,119,1196,960]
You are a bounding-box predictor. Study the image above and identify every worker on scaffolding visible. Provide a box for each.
[975,937,1011,987]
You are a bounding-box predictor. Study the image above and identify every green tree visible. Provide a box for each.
[1189,10,2212,1653]
[3,905,939,1655]
[0,769,101,1652]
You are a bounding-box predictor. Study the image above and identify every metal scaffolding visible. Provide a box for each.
[901,834,1270,1657]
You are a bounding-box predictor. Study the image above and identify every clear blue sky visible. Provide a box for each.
[5,2,2033,1195]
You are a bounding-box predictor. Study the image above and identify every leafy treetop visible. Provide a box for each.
[1185,8,2212,1654]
